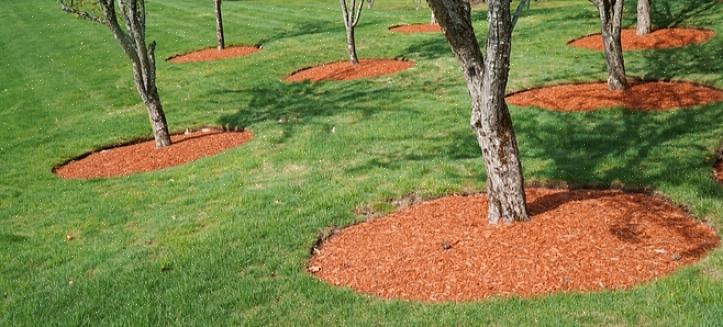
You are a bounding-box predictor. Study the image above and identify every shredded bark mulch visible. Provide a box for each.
[309,188,719,302]
[55,128,252,179]
[167,45,259,64]
[389,23,442,33]
[285,59,414,82]
[568,28,714,50]
[506,80,723,112]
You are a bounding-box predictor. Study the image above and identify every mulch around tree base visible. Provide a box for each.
[167,45,260,63]
[506,80,723,112]
[309,188,719,302]
[54,128,252,179]
[389,23,442,33]
[568,28,714,50]
[285,59,414,82]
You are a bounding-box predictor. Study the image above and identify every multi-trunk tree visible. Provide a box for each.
[636,0,651,35]
[591,0,629,91]
[60,0,172,148]
[339,0,365,65]
[426,0,528,224]
[214,0,225,50]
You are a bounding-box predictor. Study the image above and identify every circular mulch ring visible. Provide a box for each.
[389,23,442,33]
[54,128,252,179]
[506,80,723,112]
[568,28,714,50]
[309,188,719,302]
[167,45,260,64]
[285,59,414,82]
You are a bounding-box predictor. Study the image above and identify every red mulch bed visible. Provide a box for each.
[715,159,723,184]
[309,188,719,302]
[167,45,259,63]
[506,80,723,112]
[389,23,442,33]
[55,128,252,179]
[285,59,414,82]
[568,28,714,50]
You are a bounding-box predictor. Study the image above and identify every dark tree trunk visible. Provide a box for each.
[214,0,225,50]
[593,0,628,91]
[636,0,651,36]
[426,0,528,224]
[339,0,364,65]
[61,0,172,147]
[346,27,360,65]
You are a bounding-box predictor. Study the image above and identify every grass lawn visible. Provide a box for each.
[1,0,722,325]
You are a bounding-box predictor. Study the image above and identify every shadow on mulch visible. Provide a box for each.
[284,59,415,83]
[568,28,714,50]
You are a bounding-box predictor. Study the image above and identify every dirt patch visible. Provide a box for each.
[309,188,719,302]
[55,128,252,179]
[285,59,414,82]
[568,28,714,50]
[167,45,260,63]
[389,23,442,33]
[506,80,723,112]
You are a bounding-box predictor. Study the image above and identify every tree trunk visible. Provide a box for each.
[431,12,437,24]
[214,0,225,50]
[144,91,172,148]
[594,0,628,91]
[427,0,528,224]
[636,0,651,36]
[367,0,374,9]
[346,26,360,65]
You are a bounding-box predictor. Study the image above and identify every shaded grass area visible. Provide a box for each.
[1,0,722,325]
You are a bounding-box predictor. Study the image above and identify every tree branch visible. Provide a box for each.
[59,0,106,25]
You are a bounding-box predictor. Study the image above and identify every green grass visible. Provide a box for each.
[1,0,722,325]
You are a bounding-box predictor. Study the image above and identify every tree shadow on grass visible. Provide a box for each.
[215,81,414,143]
[649,0,720,28]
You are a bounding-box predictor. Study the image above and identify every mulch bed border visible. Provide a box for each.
[165,44,262,63]
[283,57,415,83]
[387,23,442,33]
[566,27,715,50]
[308,183,720,302]
[505,77,723,110]
[52,125,247,178]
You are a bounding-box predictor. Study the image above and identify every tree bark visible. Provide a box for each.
[636,0,651,36]
[431,12,437,24]
[340,0,364,65]
[593,0,628,91]
[426,0,528,224]
[214,0,225,50]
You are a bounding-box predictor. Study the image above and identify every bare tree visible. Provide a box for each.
[367,0,375,9]
[214,0,225,50]
[591,0,628,90]
[414,0,422,10]
[426,0,528,224]
[339,0,365,65]
[636,0,651,35]
[60,0,172,147]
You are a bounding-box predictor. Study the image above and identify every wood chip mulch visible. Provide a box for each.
[285,59,414,82]
[389,23,442,33]
[506,80,723,112]
[568,28,714,50]
[167,45,259,64]
[54,128,252,179]
[309,188,719,302]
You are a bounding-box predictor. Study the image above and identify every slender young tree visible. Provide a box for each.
[591,0,628,90]
[339,0,365,65]
[367,0,375,9]
[60,0,172,147]
[636,0,651,35]
[426,0,528,224]
[214,0,225,50]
